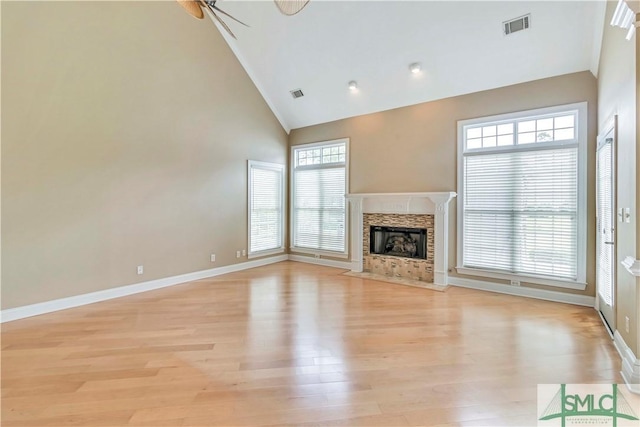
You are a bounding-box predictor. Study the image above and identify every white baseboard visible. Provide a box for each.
[449,277,596,307]
[0,255,288,323]
[613,330,640,394]
[288,254,353,270]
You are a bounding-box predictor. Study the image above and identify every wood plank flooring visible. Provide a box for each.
[1,261,622,426]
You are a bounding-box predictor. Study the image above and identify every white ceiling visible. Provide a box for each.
[211,1,605,131]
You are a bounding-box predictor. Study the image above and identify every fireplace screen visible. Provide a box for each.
[370,226,428,260]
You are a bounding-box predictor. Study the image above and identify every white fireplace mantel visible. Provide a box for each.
[346,192,457,286]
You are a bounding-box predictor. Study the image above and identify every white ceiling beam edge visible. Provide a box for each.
[590,0,607,77]
[205,8,292,134]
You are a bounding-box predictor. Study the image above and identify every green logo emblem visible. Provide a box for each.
[539,384,639,427]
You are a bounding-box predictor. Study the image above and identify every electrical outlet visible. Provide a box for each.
[314,254,321,259]
[626,316,630,333]
[236,251,241,258]
[137,265,144,275]
[242,249,246,256]
[510,280,520,286]
[210,254,216,262]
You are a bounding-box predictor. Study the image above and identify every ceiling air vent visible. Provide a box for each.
[290,89,304,99]
[503,14,530,35]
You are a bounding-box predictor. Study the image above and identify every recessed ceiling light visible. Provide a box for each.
[409,63,422,74]
[348,81,358,91]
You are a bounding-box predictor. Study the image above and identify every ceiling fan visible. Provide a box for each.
[177,0,309,39]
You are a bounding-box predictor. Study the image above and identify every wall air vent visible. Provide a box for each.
[290,89,304,99]
[503,14,530,35]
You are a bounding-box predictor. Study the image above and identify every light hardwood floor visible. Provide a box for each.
[1,261,622,426]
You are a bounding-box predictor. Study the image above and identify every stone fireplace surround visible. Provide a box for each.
[346,192,457,286]
[364,213,434,282]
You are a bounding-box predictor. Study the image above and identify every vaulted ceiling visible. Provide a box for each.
[206,1,605,132]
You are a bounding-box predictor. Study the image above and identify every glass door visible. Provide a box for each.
[596,122,616,333]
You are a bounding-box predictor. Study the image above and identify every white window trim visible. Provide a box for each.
[456,102,588,290]
[247,160,285,259]
[290,138,350,259]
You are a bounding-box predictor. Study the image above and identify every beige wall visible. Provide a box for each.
[290,71,598,296]
[1,1,288,309]
[597,1,638,356]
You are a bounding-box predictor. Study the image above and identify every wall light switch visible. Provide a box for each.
[623,207,631,223]
[618,208,624,222]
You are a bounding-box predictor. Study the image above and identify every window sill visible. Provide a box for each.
[290,246,349,259]
[247,248,285,260]
[454,266,587,291]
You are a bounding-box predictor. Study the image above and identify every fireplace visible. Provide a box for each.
[370,226,427,260]
[362,213,434,282]
[346,192,457,286]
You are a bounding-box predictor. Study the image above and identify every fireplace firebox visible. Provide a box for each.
[370,226,428,260]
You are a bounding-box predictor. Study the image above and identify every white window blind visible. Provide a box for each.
[458,104,586,286]
[596,139,614,305]
[292,140,348,255]
[248,161,284,257]
[464,147,578,279]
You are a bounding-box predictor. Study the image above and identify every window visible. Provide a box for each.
[291,139,349,257]
[457,103,587,289]
[248,160,285,258]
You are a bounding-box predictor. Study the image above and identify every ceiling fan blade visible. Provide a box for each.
[176,0,204,19]
[205,7,237,39]
[210,4,249,27]
[274,0,309,16]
